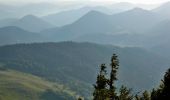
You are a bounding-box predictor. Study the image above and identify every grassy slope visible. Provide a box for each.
[0,69,77,100]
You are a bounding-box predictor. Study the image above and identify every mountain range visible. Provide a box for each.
[43,2,136,27]
[1,1,170,99]
[0,15,54,32]
[41,7,164,45]
[152,2,170,19]
[0,26,44,45]
[0,2,170,49]
[1,3,170,48]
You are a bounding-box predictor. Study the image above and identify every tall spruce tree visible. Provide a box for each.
[93,64,109,100]
[109,54,119,100]
[151,68,170,100]
[159,68,170,99]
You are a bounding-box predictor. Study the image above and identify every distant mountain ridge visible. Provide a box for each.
[110,7,161,32]
[42,7,163,44]
[0,26,43,45]
[1,2,170,99]
[12,15,54,32]
[1,3,170,54]
[152,2,170,19]
[0,7,168,48]
[43,3,136,27]
[0,15,54,32]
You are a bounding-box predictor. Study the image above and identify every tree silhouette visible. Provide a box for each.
[93,64,109,100]
[93,54,119,100]
[151,68,170,100]
[158,68,170,99]
[119,85,133,100]
[109,54,119,99]
[93,54,170,100]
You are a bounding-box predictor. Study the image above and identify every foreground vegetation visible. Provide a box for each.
[0,42,169,99]
[0,68,77,100]
[93,54,170,100]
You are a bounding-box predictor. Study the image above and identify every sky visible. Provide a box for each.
[92,0,169,4]
[0,0,170,5]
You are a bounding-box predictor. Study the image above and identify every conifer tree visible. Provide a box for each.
[151,86,163,100]
[142,91,150,100]
[119,85,133,100]
[151,68,170,100]
[109,54,119,99]
[93,54,119,100]
[93,64,109,100]
[158,68,170,99]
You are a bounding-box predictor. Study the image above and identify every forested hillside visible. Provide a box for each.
[0,42,169,98]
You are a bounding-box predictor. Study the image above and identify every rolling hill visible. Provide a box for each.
[0,68,77,100]
[0,42,169,95]
[74,33,145,47]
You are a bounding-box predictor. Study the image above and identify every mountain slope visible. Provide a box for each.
[0,18,17,27]
[43,7,90,27]
[0,15,54,32]
[144,20,170,47]
[148,20,170,58]
[0,26,43,45]
[43,8,161,42]
[42,4,135,27]
[12,15,54,32]
[43,11,124,41]
[0,42,169,93]
[74,33,145,47]
[0,68,76,100]
[110,7,161,33]
[152,2,170,19]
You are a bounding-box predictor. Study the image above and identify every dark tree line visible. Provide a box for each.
[93,54,170,100]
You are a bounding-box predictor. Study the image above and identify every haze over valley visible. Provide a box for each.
[1,0,170,99]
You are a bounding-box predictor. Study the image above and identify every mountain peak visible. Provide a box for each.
[85,10,107,17]
[131,7,147,12]
[161,1,170,6]
[152,1,170,19]
[124,7,152,15]
[13,14,53,32]
[73,10,108,24]
[21,15,40,20]
[153,1,170,11]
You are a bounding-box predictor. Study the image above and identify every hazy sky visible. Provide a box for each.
[0,0,170,4]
